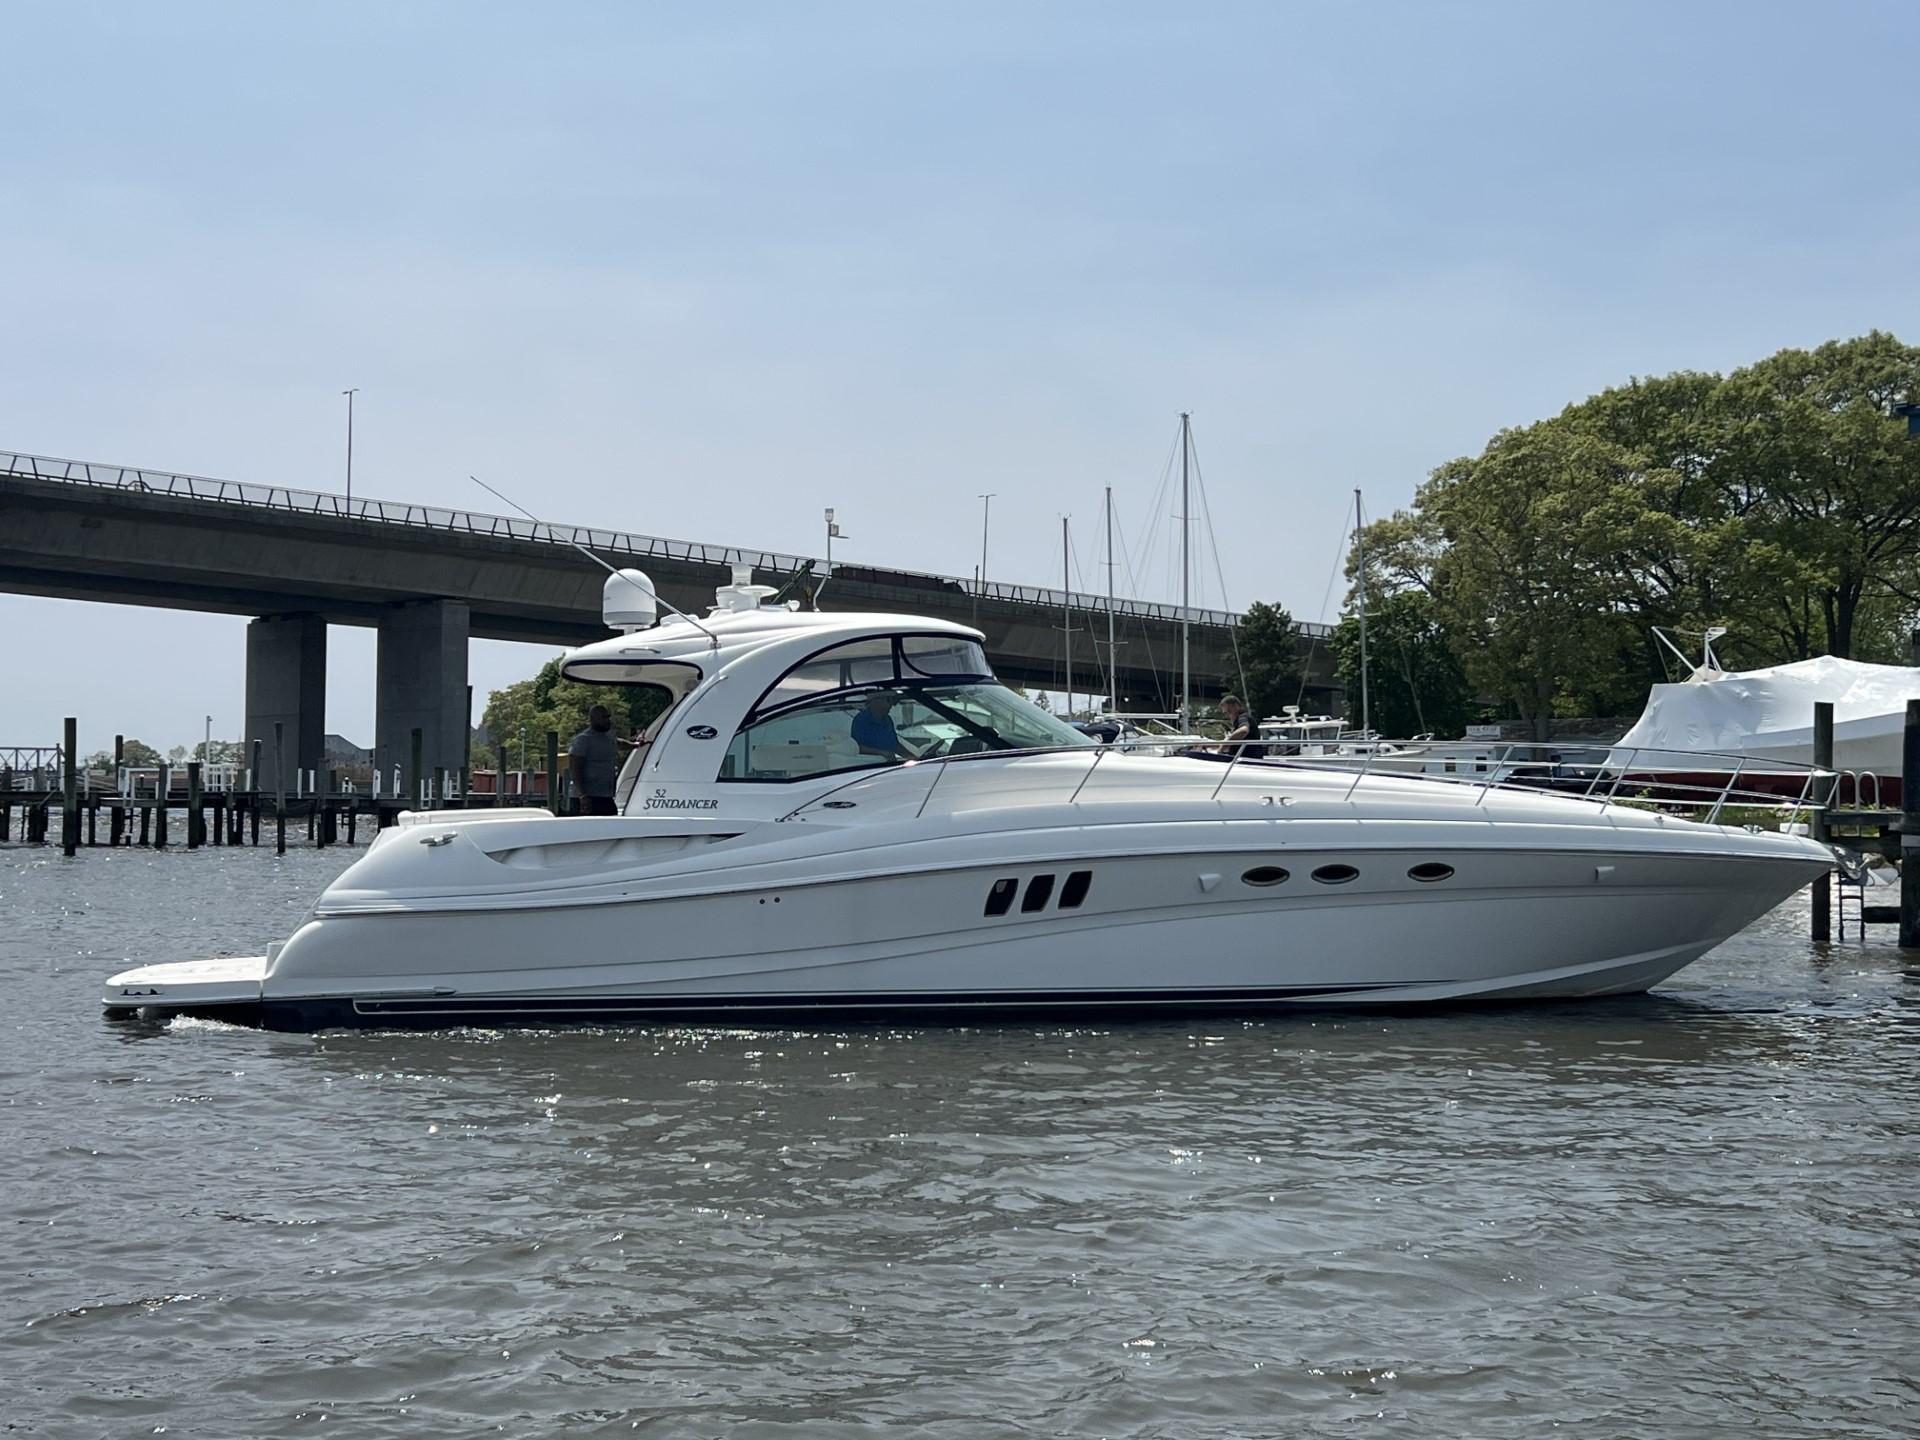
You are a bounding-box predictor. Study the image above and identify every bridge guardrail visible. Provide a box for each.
[1,449,1332,638]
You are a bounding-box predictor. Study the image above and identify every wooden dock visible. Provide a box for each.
[1,718,566,857]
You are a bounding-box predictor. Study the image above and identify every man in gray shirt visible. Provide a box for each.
[568,704,620,815]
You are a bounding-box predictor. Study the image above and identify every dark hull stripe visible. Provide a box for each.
[209,983,1419,1031]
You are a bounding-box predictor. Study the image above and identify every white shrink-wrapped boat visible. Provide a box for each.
[1612,631,1920,801]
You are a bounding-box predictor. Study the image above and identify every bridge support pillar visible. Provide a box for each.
[245,614,326,795]
[375,600,470,806]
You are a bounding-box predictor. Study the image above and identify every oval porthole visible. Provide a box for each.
[1241,866,1290,887]
[1408,862,1454,883]
[1311,864,1359,886]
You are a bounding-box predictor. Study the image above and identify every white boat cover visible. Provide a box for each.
[1613,655,1920,775]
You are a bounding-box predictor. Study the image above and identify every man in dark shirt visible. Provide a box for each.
[851,692,913,760]
[568,705,620,815]
[1218,694,1254,754]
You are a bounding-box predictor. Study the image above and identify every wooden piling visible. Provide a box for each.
[273,723,287,856]
[186,762,204,848]
[1902,698,1920,949]
[2,769,12,842]
[87,795,97,847]
[155,765,170,848]
[546,731,560,816]
[138,801,151,846]
[62,718,78,857]
[1811,701,1833,941]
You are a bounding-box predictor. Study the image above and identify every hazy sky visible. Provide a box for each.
[4,2,1917,753]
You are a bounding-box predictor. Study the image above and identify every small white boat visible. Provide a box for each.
[1248,710,1518,782]
[103,570,1832,1030]
[1078,713,1212,754]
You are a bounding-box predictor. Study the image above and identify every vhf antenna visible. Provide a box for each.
[469,475,719,646]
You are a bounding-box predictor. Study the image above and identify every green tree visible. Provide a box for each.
[1712,332,1920,659]
[1330,588,1476,738]
[84,738,163,772]
[479,658,670,767]
[1412,422,1643,736]
[1228,600,1303,723]
[1361,333,1920,734]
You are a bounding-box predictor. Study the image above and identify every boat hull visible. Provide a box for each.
[104,841,1826,1030]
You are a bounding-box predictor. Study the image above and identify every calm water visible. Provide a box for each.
[4,843,1919,1438]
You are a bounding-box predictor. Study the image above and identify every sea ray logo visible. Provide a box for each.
[685,724,718,739]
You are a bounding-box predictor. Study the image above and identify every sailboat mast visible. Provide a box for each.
[1355,487,1370,736]
[1105,484,1116,712]
[1062,515,1073,718]
[1179,412,1192,731]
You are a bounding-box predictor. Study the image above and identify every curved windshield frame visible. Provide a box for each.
[744,634,995,722]
[721,679,1094,783]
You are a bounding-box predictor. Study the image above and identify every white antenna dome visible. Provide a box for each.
[603,568,659,632]
[714,564,779,613]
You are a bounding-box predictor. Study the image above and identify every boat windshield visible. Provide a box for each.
[721,680,1094,782]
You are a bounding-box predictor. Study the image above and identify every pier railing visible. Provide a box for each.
[776,738,1834,825]
[0,449,1330,636]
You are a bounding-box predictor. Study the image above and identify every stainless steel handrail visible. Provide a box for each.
[773,738,1835,824]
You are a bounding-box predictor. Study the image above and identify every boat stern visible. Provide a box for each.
[102,955,269,1023]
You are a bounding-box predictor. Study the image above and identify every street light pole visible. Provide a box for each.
[824,508,846,584]
[978,494,994,590]
[341,388,358,507]
[204,714,212,767]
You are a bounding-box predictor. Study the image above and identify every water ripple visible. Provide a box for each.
[4,847,1918,1435]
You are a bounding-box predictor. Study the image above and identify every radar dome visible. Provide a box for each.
[602,568,659,632]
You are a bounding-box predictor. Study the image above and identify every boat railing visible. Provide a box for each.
[1836,769,1883,810]
[774,737,1836,825]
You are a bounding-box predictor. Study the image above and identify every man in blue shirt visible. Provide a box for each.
[851,692,913,760]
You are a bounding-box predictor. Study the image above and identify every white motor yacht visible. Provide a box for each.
[103,569,1833,1030]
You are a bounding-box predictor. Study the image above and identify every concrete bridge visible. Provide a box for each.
[0,450,1340,791]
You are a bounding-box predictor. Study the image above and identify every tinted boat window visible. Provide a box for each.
[900,637,991,680]
[757,637,898,713]
[723,681,1093,782]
